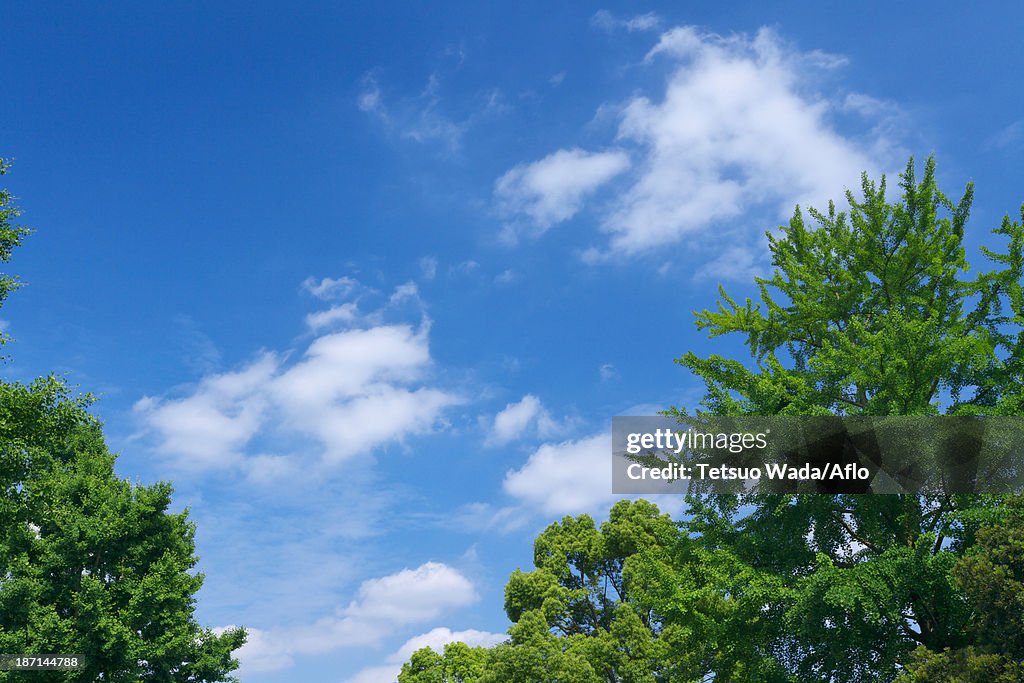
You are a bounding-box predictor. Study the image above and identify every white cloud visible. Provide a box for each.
[455,423,688,527]
[451,260,480,275]
[230,563,479,675]
[448,502,530,534]
[344,562,477,624]
[486,394,564,446]
[495,148,631,235]
[222,627,290,673]
[345,665,403,683]
[135,281,461,470]
[607,27,887,255]
[358,75,386,117]
[503,433,617,516]
[498,25,901,259]
[624,13,662,32]
[133,354,277,469]
[344,627,507,683]
[599,363,618,382]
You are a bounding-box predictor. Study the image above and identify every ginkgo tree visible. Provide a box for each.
[671,156,1024,681]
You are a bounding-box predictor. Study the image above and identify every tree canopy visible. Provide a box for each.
[677,156,1024,418]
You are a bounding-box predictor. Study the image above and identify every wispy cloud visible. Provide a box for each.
[419,255,438,280]
[591,10,663,33]
[599,363,618,382]
[358,69,506,154]
[985,119,1024,151]
[693,244,766,283]
[303,275,362,301]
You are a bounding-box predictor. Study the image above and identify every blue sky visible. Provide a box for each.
[2,3,1023,681]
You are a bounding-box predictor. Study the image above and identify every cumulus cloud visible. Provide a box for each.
[133,354,277,469]
[497,25,902,259]
[495,148,631,238]
[135,280,461,471]
[229,562,480,675]
[503,433,616,516]
[499,430,689,520]
[486,394,563,446]
[343,562,477,624]
[344,627,507,683]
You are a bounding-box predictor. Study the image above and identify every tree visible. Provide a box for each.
[0,159,32,347]
[897,495,1024,682]
[399,500,677,683]
[0,379,246,683]
[398,641,490,683]
[672,156,1024,681]
[0,162,245,682]
[400,500,791,683]
[678,156,1024,418]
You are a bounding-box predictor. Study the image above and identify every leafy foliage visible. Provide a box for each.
[671,157,1024,681]
[675,156,1024,417]
[898,495,1024,681]
[0,159,32,346]
[0,378,246,682]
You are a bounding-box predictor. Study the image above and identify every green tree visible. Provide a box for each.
[898,495,1024,682]
[399,641,491,683]
[679,156,1023,418]
[500,500,671,682]
[0,159,32,347]
[0,378,246,683]
[673,157,1024,681]
[400,500,676,683]
[0,162,245,681]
